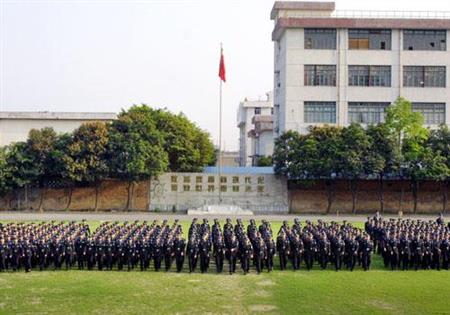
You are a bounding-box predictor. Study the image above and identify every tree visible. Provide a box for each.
[366,123,399,213]
[108,107,168,210]
[385,97,429,212]
[59,122,110,211]
[26,128,60,210]
[428,125,450,212]
[0,147,13,197]
[308,126,342,213]
[338,124,372,214]
[404,140,449,213]
[148,106,215,172]
[256,155,273,167]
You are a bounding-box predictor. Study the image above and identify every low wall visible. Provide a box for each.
[0,180,150,212]
[288,179,449,214]
[150,172,289,213]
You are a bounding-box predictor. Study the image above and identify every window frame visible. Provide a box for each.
[304,101,336,124]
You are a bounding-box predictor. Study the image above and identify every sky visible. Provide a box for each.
[1,0,450,150]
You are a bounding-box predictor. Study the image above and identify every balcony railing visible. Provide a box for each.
[287,10,450,20]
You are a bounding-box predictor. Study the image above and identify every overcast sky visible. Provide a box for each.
[1,0,450,150]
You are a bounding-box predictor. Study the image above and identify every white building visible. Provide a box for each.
[271,1,450,137]
[237,93,274,166]
[0,111,116,146]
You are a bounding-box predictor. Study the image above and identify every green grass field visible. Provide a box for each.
[1,220,450,314]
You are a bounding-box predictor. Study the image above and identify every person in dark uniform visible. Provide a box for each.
[227,234,239,275]
[213,230,224,273]
[277,231,289,270]
[174,233,186,273]
[253,234,266,274]
[0,238,6,271]
[361,234,373,271]
[346,234,359,271]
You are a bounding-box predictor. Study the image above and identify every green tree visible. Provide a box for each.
[385,97,429,212]
[256,155,273,167]
[366,123,399,213]
[0,147,13,197]
[273,131,302,177]
[338,123,372,214]
[26,128,60,210]
[404,140,449,213]
[308,126,342,213]
[428,125,450,212]
[108,107,168,210]
[148,106,215,172]
[58,122,110,211]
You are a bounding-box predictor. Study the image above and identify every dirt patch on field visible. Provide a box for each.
[256,280,275,287]
[368,300,395,311]
[249,305,277,312]
[253,290,271,298]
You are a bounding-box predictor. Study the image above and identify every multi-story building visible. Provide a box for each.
[237,92,274,166]
[271,1,450,136]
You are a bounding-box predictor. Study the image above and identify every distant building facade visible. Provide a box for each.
[237,92,274,166]
[271,1,450,137]
[0,111,117,146]
[216,150,240,167]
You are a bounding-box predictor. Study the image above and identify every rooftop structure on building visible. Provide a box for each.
[271,1,450,137]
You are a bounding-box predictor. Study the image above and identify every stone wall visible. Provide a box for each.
[288,179,449,214]
[0,180,150,211]
[150,172,288,213]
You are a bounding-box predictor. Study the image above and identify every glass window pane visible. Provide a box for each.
[305,29,337,50]
[304,102,336,123]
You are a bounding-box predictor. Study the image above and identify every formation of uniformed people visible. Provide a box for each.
[365,213,450,271]
[276,219,374,271]
[1,215,446,273]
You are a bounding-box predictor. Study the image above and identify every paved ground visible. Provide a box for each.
[0,211,441,222]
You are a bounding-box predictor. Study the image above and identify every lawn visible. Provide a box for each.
[0,220,449,314]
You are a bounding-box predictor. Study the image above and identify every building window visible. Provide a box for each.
[244,177,251,184]
[183,185,190,192]
[304,102,336,124]
[196,176,202,183]
[232,186,239,192]
[348,102,390,124]
[208,176,215,183]
[171,184,177,192]
[195,185,202,192]
[348,65,391,87]
[348,29,391,50]
[171,176,177,183]
[403,66,446,87]
[271,108,274,115]
[220,185,227,192]
[254,107,261,115]
[232,176,239,184]
[304,65,336,86]
[220,176,227,183]
[183,176,190,183]
[257,176,265,184]
[245,186,252,192]
[412,103,445,125]
[404,30,446,51]
[208,185,215,192]
[257,186,265,193]
[304,28,336,50]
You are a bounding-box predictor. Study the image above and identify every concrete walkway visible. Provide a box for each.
[0,211,442,222]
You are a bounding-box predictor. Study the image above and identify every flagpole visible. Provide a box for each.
[218,44,223,204]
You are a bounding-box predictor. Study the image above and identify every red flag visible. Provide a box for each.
[218,47,226,82]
